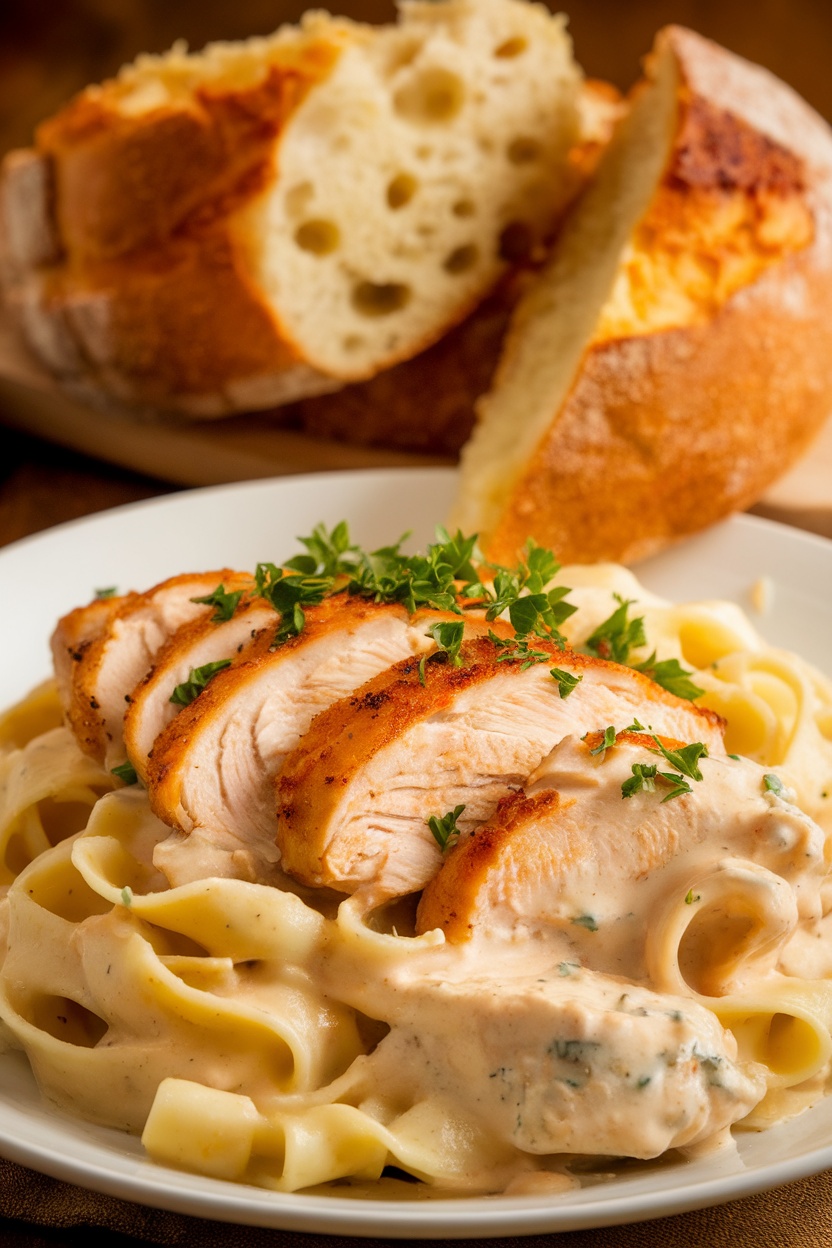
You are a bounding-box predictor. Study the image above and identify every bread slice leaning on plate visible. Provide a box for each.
[0,0,580,417]
[450,25,832,567]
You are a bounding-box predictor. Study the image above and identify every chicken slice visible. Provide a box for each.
[416,731,827,993]
[276,638,725,902]
[51,570,251,769]
[144,598,504,882]
[124,593,279,783]
[51,591,135,706]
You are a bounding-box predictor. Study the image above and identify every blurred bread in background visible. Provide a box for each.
[1,1,831,566]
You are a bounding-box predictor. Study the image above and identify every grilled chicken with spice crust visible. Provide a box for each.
[50,570,252,770]
[144,597,510,884]
[416,730,826,996]
[276,637,725,904]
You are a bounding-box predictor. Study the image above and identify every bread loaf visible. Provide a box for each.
[450,25,832,565]
[0,0,581,417]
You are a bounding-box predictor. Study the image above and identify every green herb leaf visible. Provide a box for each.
[111,760,138,785]
[488,630,550,670]
[95,586,118,600]
[649,737,708,781]
[634,652,704,701]
[764,773,785,796]
[426,619,466,666]
[685,889,701,904]
[484,539,575,645]
[191,583,244,623]
[571,914,598,932]
[427,804,466,853]
[170,659,232,707]
[621,762,658,798]
[121,886,133,907]
[284,520,362,579]
[585,596,646,665]
[588,726,617,758]
[255,562,333,644]
[550,667,582,698]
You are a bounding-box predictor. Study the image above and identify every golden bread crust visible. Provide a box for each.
[467,26,832,566]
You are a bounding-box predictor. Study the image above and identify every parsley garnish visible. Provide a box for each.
[588,726,617,758]
[284,520,362,579]
[191,583,244,623]
[418,620,466,685]
[170,659,232,707]
[484,539,575,644]
[621,737,708,802]
[111,760,138,785]
[634,653,704,701]
[121,886,133,907]
[427,804,466,852]
[585,596,646,664]
[550,668,582,698]
[571,914,598,932]
[585,597,701,701]
[764,773,785,796]
[346,527,481,615]
[488,630,550,670]
[255,562,333,644]
[95,586,118,600]
[650,738,708,781]
[685,889,701,904]
[621,762,658,797]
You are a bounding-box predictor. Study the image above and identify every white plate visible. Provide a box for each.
[2,466,832,1239]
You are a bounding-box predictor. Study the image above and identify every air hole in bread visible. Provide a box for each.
[498,220,534,263]
[443,243,479,274]
[284,181,314,219]
[507,137,542,164]
[351,281,411,317]
[452,199,476,218]
[294,219,340,255]
[494,36,528,58]
[387,173,418,209]
[393,68,465,125]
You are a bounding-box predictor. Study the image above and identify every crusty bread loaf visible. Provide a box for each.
[0,0,581,417]
[450,25,832,566]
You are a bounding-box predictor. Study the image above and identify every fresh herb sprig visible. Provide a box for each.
[170,659,232,707]
[584,595,702,701]
[621,736,709,802]
[427,804,466,852]
[191,583,244,623]
[484,539,576,645]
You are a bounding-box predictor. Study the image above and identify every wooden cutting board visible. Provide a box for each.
[0,304,830,537]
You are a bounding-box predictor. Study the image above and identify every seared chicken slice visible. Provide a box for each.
[51,591,135,705]
[124,593,279,783]
[51,570,251,768]
[145,598,505,877]
[276,638,725,902]
[417,731,827,993]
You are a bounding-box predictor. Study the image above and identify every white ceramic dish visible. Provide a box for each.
[2,466,832,1239]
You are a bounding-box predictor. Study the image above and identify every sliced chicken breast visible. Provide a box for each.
[51,591,135,709]
[416,731,827,994]
[52,570,251,769]
[124,593,279,782]
[145,598,505,879]
[276,638,725,902]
